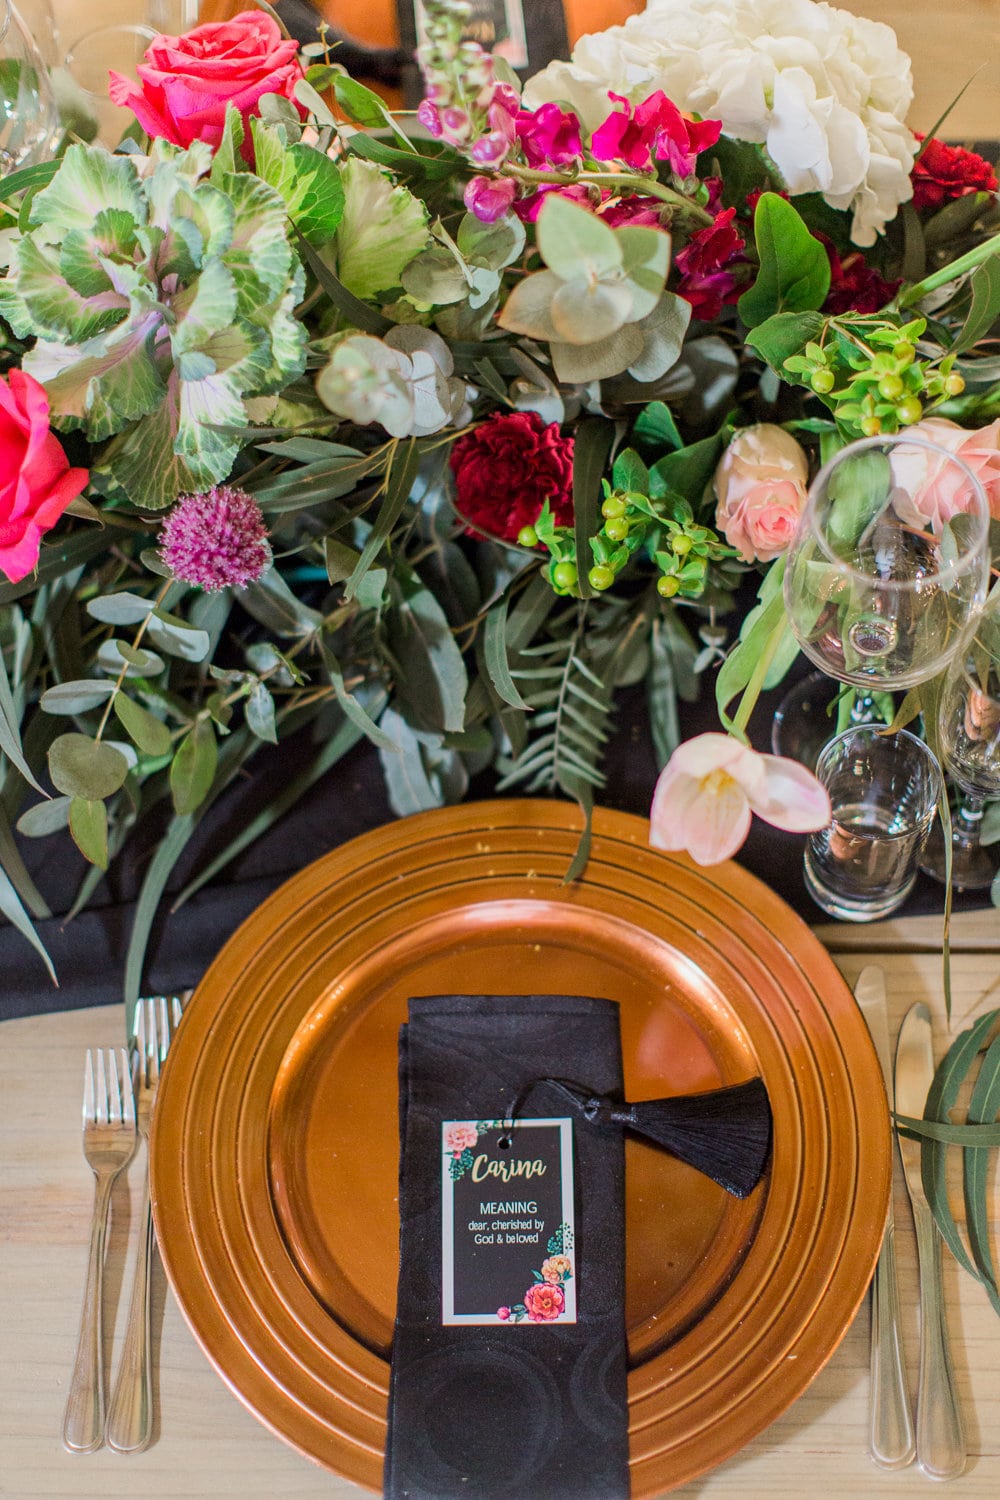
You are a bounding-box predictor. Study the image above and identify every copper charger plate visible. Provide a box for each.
[150,800,889,1495]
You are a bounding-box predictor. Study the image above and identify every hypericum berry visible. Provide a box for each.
[944,373,966,396]
[517,525,539,548]
[552,561,577,590]
[671,534,693,556]
[810,369,835,395]
[604,517,629,542]
[892,341,916,363]
[657,574,680,598]
[877,373,904,401]
[588,564,615,591]
[601,495,627,520]
[896,396,923,426]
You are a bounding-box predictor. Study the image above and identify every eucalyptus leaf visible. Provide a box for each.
[48,733,129,800]
[246,681,278,743]
[39,679,116,715]
[483,598,530,711]
[69,796,109,870]
[170,719,218,815]
[17,794,72,837]
[113,692,172,756]
[96,640,166,677]
[86,591,154,626]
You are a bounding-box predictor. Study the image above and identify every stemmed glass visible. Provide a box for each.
[779,433,992,764]
[0,0,61,171]
[922,643,1000,890]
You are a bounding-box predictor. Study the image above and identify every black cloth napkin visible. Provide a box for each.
[386,994,631,1500]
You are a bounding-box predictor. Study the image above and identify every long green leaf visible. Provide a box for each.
[171,707,372,911]
[296,234,392,335]
[572,419,614,601]
[963,1031,1000,1309]
[323,650,397,750]
[483,598,530,710]
[0,861,56,984]
[0,796,50,918]
[920,1010,998,1284]
[344,440,421,601]
[0,635,45,794]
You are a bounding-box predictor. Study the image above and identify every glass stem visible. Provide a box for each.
[953,793,986,853]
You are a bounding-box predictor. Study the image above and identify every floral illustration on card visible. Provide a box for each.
[497,1222,575,1322]
[443,1119,504,1181]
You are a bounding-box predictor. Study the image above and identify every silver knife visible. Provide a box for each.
[895,1001,966,1481]
[854,965,915,1469]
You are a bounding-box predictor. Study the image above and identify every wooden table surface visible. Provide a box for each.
[3,908,999,1498]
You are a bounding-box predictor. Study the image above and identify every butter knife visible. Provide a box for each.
[854,966,915,1469]
[895,1001,966,1481]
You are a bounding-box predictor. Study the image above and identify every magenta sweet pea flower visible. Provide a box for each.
[592,91,721,177]
[650,734,830,866]
[464,174,518,223]
[600,194,665,228]
[514,181,599,223]
[515,102,582,169]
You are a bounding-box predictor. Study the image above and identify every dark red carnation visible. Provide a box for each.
[820,238,900,315]
[449,410,574,543]
[911,135,998,215]
[600,193,666,227]
[674,207,748,320]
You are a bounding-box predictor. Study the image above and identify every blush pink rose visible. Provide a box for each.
[713,425,809,563]
[0,370,89,584]
[444,1122,478,1154]
[108,12,304,160]
[889,418,1000,531]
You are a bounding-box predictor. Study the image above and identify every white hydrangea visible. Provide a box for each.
[523,0,918,245]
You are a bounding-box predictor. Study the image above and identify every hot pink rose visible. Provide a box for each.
[713,425,809,562]
[108,12,304,160]
[523,1281,565,1322]
[0,370,89,584]
[889,418,1000,531]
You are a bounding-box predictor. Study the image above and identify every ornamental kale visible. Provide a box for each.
[0,130,309,510]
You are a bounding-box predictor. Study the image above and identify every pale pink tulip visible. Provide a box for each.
[649,733,831,866]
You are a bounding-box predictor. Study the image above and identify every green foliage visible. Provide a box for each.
[738,193,831,328]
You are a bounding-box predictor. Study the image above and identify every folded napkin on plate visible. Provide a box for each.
[384,994,771,1500]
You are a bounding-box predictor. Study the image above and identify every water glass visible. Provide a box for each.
[0,0,61,171]
[804,726,941,921]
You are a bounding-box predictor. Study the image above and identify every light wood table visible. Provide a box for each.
[3,910,999,1497]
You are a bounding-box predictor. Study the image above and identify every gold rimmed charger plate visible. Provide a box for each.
[150,800,889,1496]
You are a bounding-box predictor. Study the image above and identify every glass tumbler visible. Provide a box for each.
[804,726,941,921]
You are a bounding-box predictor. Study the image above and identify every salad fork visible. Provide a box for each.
[62,1049,136,1454]
[105,995,186,1453]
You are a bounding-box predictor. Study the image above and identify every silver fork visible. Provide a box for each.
[62,1049,136,1454]
[105,996,185,1454]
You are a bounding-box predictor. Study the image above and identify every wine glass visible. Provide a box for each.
[0,0,61,171]
[779,433,991,763]
[922,645,1000,890]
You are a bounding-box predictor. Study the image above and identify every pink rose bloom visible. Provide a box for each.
[524,1282,565,1322]
[889,418,1000,530]
[444,1122,478,1155]
[650,734,831,866]
[714,425,810,562]
[496,1306,511,1320]
[108,12,304,160]
[0,370,89,584]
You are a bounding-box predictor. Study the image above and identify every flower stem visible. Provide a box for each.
[730,611,791,741]
[501,163,714,223]
[898,230,1000,308]
[94,580,173,744]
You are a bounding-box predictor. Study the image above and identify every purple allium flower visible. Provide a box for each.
[159,486,271,592]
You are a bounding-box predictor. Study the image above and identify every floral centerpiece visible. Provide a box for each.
[1,0,998,992]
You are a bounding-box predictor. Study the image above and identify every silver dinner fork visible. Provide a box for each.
[62,1049,136,1454]
[105,996,186,1454]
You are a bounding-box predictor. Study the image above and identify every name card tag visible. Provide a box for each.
[441,1118,576,1326]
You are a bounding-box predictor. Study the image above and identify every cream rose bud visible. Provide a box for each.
[889,418,1000,531]
[713,424,809,562]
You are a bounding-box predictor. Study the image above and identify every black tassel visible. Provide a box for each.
[525,1077,772,1199]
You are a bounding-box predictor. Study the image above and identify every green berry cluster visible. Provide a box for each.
[783,315,965,437]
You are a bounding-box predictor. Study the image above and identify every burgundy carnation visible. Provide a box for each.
[449,411,574,543]
[911,135,998,215]
[819,237,900,315]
